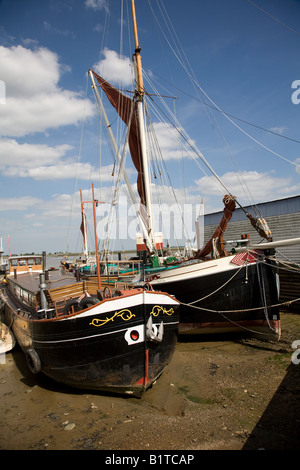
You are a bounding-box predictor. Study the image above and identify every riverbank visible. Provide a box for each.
[0,311,299,451]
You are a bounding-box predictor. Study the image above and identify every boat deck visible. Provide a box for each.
[7,270,78,294]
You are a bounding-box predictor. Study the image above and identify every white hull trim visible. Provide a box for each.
[146,255,244,285]
[59,291,179,321]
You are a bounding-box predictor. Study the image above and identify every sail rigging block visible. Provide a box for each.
[246,213,272,241]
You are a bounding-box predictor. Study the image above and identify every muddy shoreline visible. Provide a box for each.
[0,311,299,451]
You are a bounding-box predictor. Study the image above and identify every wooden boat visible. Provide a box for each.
[0,253,179,396]
[86,1,291,340]
[0,185,179,396]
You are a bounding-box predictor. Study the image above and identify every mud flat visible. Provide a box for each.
[0,312,299,451]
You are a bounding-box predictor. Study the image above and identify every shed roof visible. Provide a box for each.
[205,195,300,225]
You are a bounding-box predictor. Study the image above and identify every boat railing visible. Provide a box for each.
[105,259,142,276]
[82,259,143,277]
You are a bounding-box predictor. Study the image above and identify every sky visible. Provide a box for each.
[0,0,300,255]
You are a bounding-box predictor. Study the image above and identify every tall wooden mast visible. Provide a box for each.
[130,0,154,252]
[131,0,144,97]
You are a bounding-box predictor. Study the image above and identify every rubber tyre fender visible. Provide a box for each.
[63,299,80,315]
[79,296,99,310]
[26,348,41,374]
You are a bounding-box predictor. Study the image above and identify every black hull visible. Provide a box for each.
[146,256,280,337]
[1,289,179,396]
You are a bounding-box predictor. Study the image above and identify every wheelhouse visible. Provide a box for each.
[8,256,43,276]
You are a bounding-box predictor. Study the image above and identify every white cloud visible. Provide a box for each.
[0,138,121,181]
[194,170,297,206]
[0,192,77,219]
[93,48,133,87]
[85,0,109,11]
[269,127,288,135]
[1,91,95,137]
[0,196,41,212]
[0,45,95,137]
[2,162,95,180]
[0,139,71,168]
[39,193,74,218]
[151,122,195,161]
[0,45,59,97]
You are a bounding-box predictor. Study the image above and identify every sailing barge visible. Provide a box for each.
[84,0,300,340]
[0,252,179,397]
[89,67,282,339]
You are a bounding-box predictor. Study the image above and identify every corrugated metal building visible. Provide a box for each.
[204,195,300,264]
[203,195,300,310]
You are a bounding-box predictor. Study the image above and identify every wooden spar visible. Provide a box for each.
[81,184,103,290]
[92,184,101,290]
[80,189,88,258]
[234,237,300,252]
[130,0,154,251]
[131,0,144,96]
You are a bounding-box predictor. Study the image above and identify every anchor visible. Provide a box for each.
[146,315,164,342]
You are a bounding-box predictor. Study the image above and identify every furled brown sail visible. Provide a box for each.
[91,70,146,207]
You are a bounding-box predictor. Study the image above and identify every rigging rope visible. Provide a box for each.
[66,74,90,253]
[153,0,300,170]
[151,71,300,145]
[247,0,300,38]
[147,0,300,213]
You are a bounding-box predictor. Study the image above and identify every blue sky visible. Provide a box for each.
[0,0,299,255]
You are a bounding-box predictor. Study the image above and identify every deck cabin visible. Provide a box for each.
[8,255,43,276]
[4,255,109,317]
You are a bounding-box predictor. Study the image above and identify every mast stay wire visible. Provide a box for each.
[152,0,300,169]
[147,0,300,218]
[145,70,263,218]
[247,0,300,38]
[142,68,251,218]
[147,0,266,216]
[153,74,300,145]
[66,73,91,253]
[144,102,193,251]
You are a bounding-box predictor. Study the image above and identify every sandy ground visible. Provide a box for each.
[0,311,299,452]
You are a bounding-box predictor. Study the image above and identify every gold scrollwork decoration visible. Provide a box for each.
[89,309,135,327]
[150,305,174,317]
